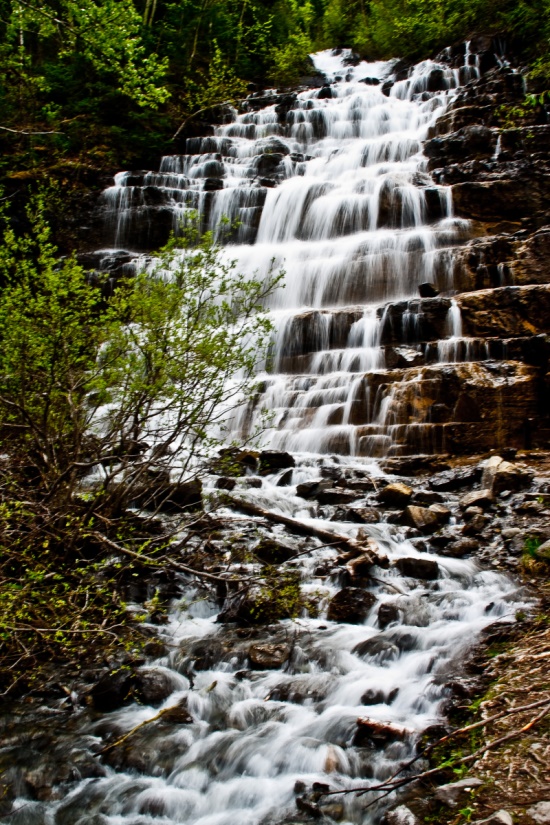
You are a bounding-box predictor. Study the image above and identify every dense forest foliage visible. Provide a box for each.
[0,0,549,178]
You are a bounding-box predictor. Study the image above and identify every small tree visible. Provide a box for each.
[0,198,280,684]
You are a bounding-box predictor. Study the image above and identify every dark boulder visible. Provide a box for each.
[90,669,135,712]
[327,588,377,624]
[254,538,295,564]
[378,602,400,628]
[259,450,295,474]
[134,669,178,707]
[395,557,439,580]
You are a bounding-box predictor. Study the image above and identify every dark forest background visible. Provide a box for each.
[0,0,549,180]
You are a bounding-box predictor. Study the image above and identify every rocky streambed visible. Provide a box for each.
[2,448,549,825]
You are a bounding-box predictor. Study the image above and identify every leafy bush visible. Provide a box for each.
[0,196,281,689]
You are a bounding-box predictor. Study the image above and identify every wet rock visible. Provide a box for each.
[350,507,382,524]
[316,488,356,505]
[378,482,413,507]
[259,450,295,474]
[159,699,193,724]
[462,513,490,536]
[395,557,439,579]
[352,718,407,748]
[433,777,483,807]
[143,640,169,658]
[187,638,226,669]
[526,802,550,824]
[254,538,295,564]
[353,636,400,661]
[244,477,262,488]
[203,178,224,191]
[381,806,419,825]
[277,469,294,486]
[481,455,533,495]
[249,643,291,669]
[296,479,333,499]
[318,86,332,99]
[459,489,494,510]
[359,77,380,86]
[216,476,237,491]
[378,602,400,628]
[430,465,482,492]
[331,507,376,524]
[410,489,445,505]
[217,448,259,475]
[418,282,439,298]
[442,538,479,558]
[327,588,377,624]
[90,668,135,712]
[380,456,450,476]
[134,669,177,707]
[361,687,399,705]
[425,125,496,165]
[405,504,450,533]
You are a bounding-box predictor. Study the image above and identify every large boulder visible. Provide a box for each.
[459,489,494,510]
[259,450,295,474]
[378,482,413,507]
[395,557,439,580]
[327,588,377,624]
[248,643,291,669]
[481,455,533,495]
[405,504,450,533]
[134,669,179,707]
[90,668,135,712]
[433,778,484,807]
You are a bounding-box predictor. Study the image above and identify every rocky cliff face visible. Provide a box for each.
[90,39,550,458]
[418,41,550,454]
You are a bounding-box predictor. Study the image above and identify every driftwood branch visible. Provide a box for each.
[98,703,184,754]
[92,531,251,584]
[227,497,388,567]
[319,698,550,801]
[0,125,64,136]
[172,100,238,140]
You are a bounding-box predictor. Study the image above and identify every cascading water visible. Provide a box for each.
[20,47,531,825]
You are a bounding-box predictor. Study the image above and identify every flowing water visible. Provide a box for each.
[12,48,529,825]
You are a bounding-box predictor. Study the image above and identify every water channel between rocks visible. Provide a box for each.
[11,48,532,825]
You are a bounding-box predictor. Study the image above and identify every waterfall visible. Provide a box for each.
[18,47,531,825]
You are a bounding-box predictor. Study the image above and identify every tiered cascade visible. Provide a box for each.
[102,46,537,458]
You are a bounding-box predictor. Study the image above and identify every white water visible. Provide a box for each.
[30,458,527,825]
[31,48,531,825]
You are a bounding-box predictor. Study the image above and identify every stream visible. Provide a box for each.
[7,47,530,825]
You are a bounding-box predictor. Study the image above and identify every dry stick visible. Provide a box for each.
[93,531,251,585]
[98,704,183,755]
[172,101,239,140]
[227,498,386,567]
[0,125,64,136]
[320,698,550,800]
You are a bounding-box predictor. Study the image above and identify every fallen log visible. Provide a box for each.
[227,497,388,568]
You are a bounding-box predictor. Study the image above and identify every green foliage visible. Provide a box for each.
[524,535,543,558]
[0,196,281,688]
[270,32,313,87]
[250,567,303,623]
